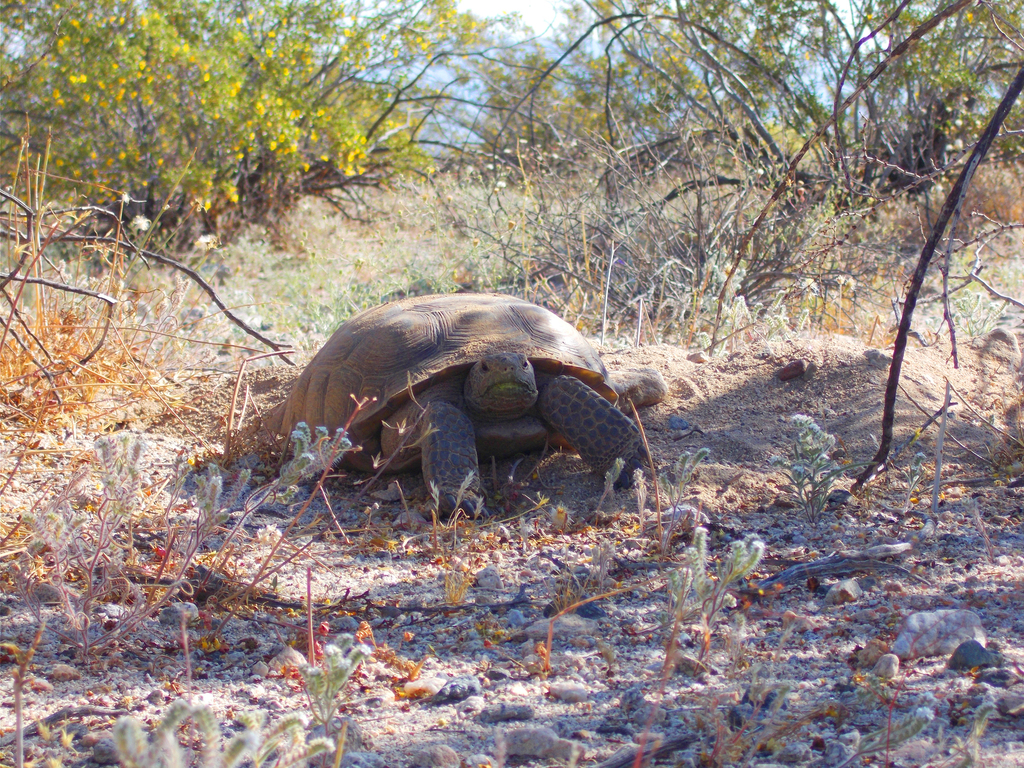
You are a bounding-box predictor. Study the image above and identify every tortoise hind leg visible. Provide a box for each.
[419,401,486,517]
[539,375,648,487]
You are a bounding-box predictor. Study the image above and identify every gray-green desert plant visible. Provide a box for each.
[666,527,764,661]
[22,434,233,658]
[770,415,848,523]
[299,637,373,754]
[114,699,333,768]
[950,290,1006,339]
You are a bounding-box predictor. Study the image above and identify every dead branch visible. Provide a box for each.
[853,62,1024,491]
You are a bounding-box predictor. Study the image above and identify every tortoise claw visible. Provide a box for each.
[442,493,488,520]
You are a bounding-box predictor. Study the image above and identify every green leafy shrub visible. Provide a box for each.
[4,0,478,223]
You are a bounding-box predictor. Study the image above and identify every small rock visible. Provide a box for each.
[337,615,360,632]
[504,727,578,760]
[410,744,460,768]
[474,566,503,591]
[458,695,486,715]
[92,737,119,765]
[30,583,63,604]
[822,741,856,764]
[548,682,590,703]
[667,414,691,431]
[430,675,481,704]
[29,678,53,692]
[775,741,812,764]
[404,676,447,698]
[315,717,364,753]
[522,614,596,641]
[47,663,81,682]
[976,668,1021,688]
[369,481,403,502]
[341,752,385,768]
[872,654,900,680]
[268,645,307,673]
[505,609,528,628]
[251,661,270,678]
[777,359,807,381]
[891,609,986,660]
[826,489,853,508]
[479,704,534,723]
[864,349,892,369]
[81,732,107,748]
[159,602,200,627]
[686,351,709,364]
[465,754,492,768]
[948,639,1003,671]
[856,638,889,668]
[998,694,1024,718]
[825,579,863,606]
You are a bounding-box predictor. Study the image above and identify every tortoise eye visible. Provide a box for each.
[522,359,529,368]
[481,362,490,372]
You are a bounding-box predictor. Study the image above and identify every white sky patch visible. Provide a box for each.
[458,0,563,34]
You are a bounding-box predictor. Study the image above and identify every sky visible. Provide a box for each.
[458,0,564,34]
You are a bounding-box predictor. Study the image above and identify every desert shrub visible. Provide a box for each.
[3,0,479,228]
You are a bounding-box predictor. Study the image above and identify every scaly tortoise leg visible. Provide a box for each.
[539,375,648,487]
[418,400,486,517]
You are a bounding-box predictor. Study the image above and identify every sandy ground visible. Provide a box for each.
[2,327,1024,767]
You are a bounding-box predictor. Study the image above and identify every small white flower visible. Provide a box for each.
[131,215,151,232]
[195,234,219,251]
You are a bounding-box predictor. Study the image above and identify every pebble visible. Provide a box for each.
[337,615,361,631]
[341,751,385,768]
[504,727,578,760]
[410,744,460,768]
[457,695,486,715]
[465,754,492,768]
[404,676,447,698]
[159,602,199,627]
[547,682,590,703]
[824,578,863,606]
[505,609,528,628]
[667,414,691,431]
[872,654,900,680]
[948,639,1003,671]
[47,663,81,682]
[251,661,270,677]
[864,349,892,369]
[522,614,596,641]
[686,351,709,364]
[775,741,812,763]
[891,609,986,660]
[30,583,63,604]
[976,668,1021,688]
[856,638,889,668]
[474,566,503,591]
[92,737,120,765]
[998,695,1024,717]
[430,675,482,704]
[776,359,807,381]
[268,645,307,673]
[478,704,534,723]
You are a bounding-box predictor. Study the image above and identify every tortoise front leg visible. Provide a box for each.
[539,375,647,487]
[419,401,486,517]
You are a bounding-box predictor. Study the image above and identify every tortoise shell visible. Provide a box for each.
[274,293,618,468]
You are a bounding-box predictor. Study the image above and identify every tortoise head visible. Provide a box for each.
[464,353,538,420]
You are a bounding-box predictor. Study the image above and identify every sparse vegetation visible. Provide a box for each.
[770,414,850,524]
[3,1,1024,765]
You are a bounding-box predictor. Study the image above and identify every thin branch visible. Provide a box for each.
[853,62,1024,491]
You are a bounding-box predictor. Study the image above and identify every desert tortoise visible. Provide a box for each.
[272,293,667,514]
